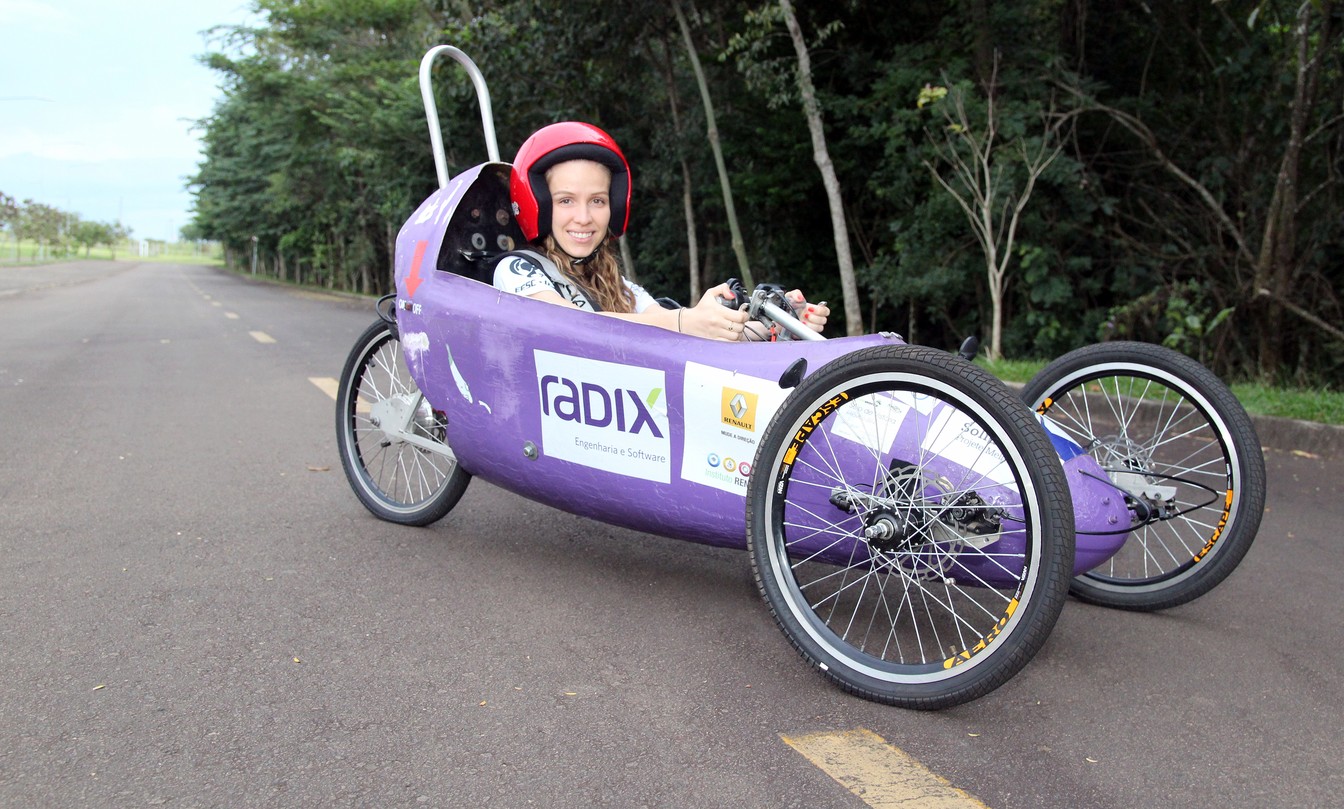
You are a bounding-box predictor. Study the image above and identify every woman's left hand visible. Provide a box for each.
[788,290,829,334]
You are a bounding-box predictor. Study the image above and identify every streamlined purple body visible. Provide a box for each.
[390,163,1130,577]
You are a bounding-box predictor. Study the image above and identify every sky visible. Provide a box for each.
[0,0,261,241]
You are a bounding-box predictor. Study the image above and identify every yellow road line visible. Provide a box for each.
[249,331,276,344]
[309,377,339,400]
[781,728,989,809]
[312,376,369,412]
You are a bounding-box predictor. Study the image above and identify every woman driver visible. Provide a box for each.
[493,121,829,341]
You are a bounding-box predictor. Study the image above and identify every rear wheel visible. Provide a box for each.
[1021,342,1265,610]
[336,319,470,525]
[747,345,1074,709]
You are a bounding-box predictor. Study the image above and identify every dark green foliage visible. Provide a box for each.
[189,0,1344,386]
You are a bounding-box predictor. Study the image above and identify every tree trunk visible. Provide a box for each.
[386,220,397,291]
[779,0,862,335]
[672,0,753,288]
[681,166,700,302]
[656,34,701,302]
[1252,0,1334,380]
[619,237,637,282]
[970,0,995,94]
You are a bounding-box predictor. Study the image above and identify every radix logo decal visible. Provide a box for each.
[541,376,664,437]
[534,350,670,483]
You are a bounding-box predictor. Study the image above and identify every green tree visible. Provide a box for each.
[672,0,754,289]
[731,1,861,333]
[0,192,17,260]
[920,68,1067,361]
[71,220,116,257]
[1060,0,1344,383]
[14,201,74,260]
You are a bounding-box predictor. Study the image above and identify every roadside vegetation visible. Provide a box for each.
[977,356,1342,427]
[186,0,1343,393]
[0,192,135,261]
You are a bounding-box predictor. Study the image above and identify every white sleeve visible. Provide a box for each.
[625,278,660,313]
[494,254,556,298]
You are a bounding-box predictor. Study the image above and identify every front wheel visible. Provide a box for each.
[747,345,1074,710]
[336,319,471,525]
[1021,342,1265,610]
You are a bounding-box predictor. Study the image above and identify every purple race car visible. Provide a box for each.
[335,48,1265,709]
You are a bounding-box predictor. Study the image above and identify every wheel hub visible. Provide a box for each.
[863,510,917,555]
[368,394,436,443]
[829,458,1006,568]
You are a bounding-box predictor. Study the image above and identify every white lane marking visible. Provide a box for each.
[249,331,276,344]
[782,728,990,809]
[225,312,239,319]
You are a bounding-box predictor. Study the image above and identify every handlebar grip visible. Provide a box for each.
[720,277,749,308]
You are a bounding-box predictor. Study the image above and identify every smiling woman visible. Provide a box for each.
[492,120,831,341]
[494,121,657,316]
[547,161,613,267]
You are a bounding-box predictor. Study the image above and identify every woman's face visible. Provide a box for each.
[547,159,612,258]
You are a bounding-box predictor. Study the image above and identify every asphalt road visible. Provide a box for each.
[1,261,1340,808]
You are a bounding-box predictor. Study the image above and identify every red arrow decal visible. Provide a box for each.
[405,239,427,298]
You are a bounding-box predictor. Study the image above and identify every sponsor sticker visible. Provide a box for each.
[721,388,759,431]
[828,390,919,455]
[534,350,670,483]
[918,407,1014,486]
[681,362,787,494]
[821,390,1012,486]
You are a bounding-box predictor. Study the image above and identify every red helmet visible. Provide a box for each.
[509,121,631,243]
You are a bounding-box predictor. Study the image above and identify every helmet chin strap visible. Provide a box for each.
[556,234,607,266]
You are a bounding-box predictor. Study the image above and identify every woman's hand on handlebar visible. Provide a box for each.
[678,282,750,341]
[787,290,830,334]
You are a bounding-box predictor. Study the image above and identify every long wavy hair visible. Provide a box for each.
[541,237,633,313]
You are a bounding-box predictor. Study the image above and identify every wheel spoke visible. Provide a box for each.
[1022,343,1263,610]
[749,347,1069,710]
[337,322,469,526]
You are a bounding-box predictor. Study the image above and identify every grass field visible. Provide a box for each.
[977,356,1341,427]
[0,237,222,265]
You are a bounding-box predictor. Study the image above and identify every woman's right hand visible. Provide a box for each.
[679,282,751,340]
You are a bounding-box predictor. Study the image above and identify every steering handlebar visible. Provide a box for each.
[719,279,826,342]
